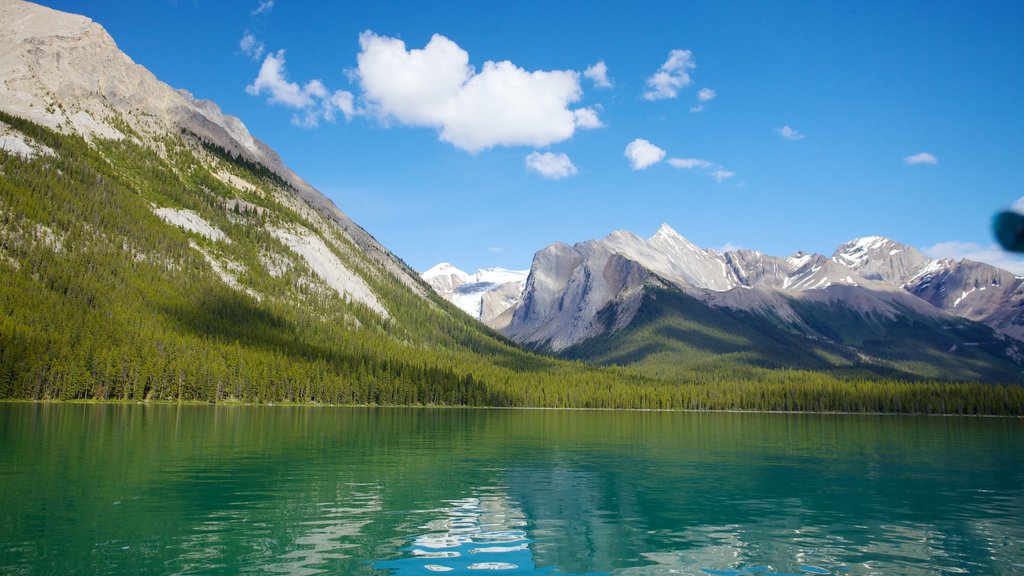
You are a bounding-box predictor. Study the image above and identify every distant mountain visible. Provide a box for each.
[421,263,528,329]
[439,224,1024,383]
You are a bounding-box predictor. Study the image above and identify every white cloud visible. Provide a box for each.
[525,151,578,180]
[689,87,716,113]
[775,125,805,140]
[573,107,604,129]
[327,91,355,122]
[716,242,745,253]
[711,169,736,182]
[1012,196,1024,214]
[624,138,665,170]
[667,157,714,170]
[584,61,613,89]
[667,157,735,182]
[489,246,504,253]
[904,152,938,165]
[922,241,1024,275]
[252,0,274,15]
[355,31,588,153]
[246,50,354,127]
[240,32,265,61]
[643,49,695,101]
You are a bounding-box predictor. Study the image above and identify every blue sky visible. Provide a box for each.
[39,0,1024,273]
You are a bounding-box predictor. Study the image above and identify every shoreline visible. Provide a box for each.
[1,398,1020,419]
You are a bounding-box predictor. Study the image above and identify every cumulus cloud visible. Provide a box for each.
[252,0,274,15]
[643,49,695,101]
[573,107,604,129]
[923,241,1024,275]
[354,32,593,152]
[584,61,613,89]
[239,32,265,61]
[525,151,578,180]
[666,158,714,170]
[624,138,666,170]
[775,125,805,140]
[246,50,355,127]
[904,152,938,165]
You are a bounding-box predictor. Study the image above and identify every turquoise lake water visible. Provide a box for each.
[1,404,1022,575]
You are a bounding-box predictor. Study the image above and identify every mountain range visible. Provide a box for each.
[2,0,1022,412]
[425,225,1024,383]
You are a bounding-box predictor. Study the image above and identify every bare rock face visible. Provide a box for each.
[496,227,1024,352]
[832,236,932,286]
[907,259,1024,340]
[505,240,662,351]
[0,0,426,298]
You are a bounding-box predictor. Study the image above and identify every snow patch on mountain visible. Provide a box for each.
[422,263,528,328]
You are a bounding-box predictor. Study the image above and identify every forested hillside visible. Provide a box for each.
[1,113,1023,414]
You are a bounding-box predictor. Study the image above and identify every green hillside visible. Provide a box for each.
[2,111,1023,414]
[560,287,1024,385]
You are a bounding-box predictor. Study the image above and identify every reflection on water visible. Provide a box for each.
[375,492,557,574]
[1,405,1022,575]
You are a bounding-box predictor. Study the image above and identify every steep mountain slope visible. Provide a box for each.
[0,0,422,296]
[421,263,528,329]
[0,0,637,405]
[499,225,1024,383]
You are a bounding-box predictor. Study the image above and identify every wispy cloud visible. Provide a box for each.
[239,32,264,61]
[354,32,597,153]
[584,61,613,89]
[904,151,938,165]
[666,158,714,170]
[252,0,274,15]
[667,157,734,182]
[711,168,736,182]
[245,50,354,127]
[525,151,578,180]
[690,88,716,113]
[922,241,1024,275]
[775,125,805,140]
[624,138,666,170]
[716,242,745,253]
[643,49,695,101]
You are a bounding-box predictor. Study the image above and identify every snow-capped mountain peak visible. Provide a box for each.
[420,263,528,329]
[832,236,932,286]
[422,262,470,281]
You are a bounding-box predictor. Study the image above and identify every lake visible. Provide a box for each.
[1,404,1022,575]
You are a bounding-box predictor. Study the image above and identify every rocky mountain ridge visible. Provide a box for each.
[0,0,426,306]
[421,224,1024,381]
